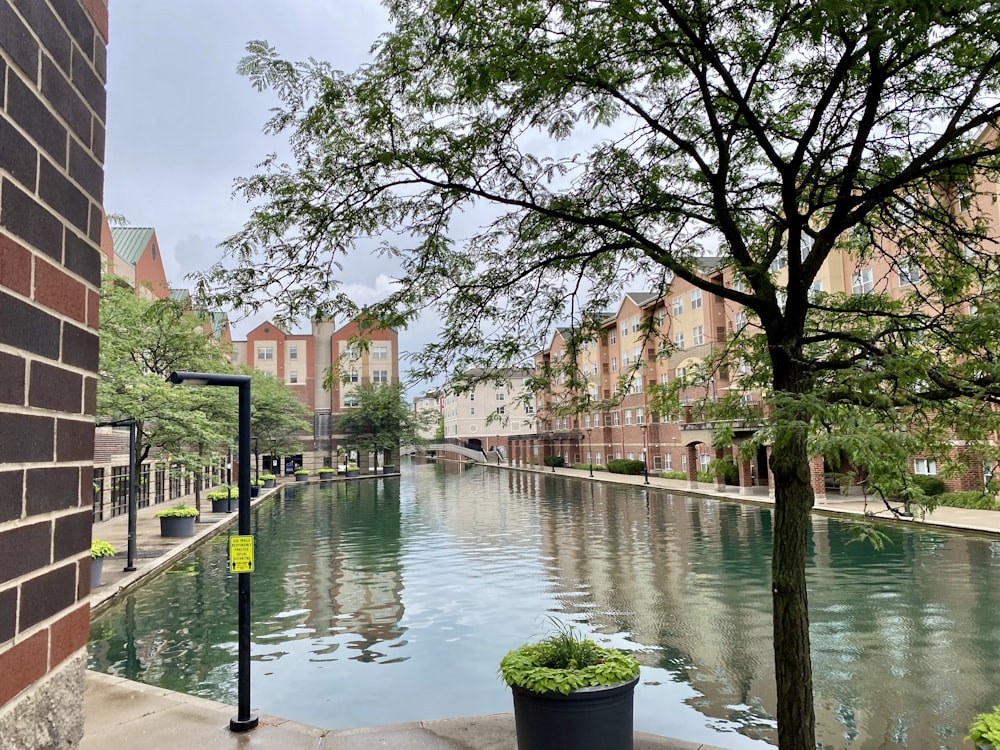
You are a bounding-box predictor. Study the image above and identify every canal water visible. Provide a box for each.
[88,464,1000,749]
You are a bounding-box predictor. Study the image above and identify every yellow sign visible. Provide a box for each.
[229,535,254,573]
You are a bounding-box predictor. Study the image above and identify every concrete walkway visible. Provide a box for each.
[84,466,1000,749]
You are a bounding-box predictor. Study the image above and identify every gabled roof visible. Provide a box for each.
[624,291,658,306]
[109,227,154,265]
[207,311,229,339]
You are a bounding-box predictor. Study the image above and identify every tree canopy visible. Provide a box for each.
[98,275,234,476]
[193,2,1000,747]
[336,382,431,465]
[247,367,312,460]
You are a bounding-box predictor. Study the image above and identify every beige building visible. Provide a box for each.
[441,369,536,451]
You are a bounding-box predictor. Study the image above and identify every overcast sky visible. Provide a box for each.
[104,1,448,384]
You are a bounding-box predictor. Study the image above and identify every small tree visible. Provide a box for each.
[337,383,431,469]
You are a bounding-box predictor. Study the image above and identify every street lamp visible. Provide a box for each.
[167,371,258,733]
[586,427,594,478]
[96,418,137,572]
[640,423,650,485]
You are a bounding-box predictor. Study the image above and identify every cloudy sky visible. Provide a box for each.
[104,1,446,381]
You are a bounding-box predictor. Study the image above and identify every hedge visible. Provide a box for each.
[607,459,646,475]
[543,455,565,467]
[936,491,1000,511]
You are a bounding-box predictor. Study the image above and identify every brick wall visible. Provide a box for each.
[0,1,107,747]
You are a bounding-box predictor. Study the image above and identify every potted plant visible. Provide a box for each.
[154,505,199,537]
[90,539,116,589]
[968,706,1000,749]
[499,622,640,750]
[382,464,397,475]
[346,463,360,478]
[318,467,336,480]
[250,478,264,497]
[260,473,276,488]
[206,487,237,513]
[294,468,311,482]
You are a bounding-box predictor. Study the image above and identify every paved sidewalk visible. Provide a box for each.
[84,466,1000,750]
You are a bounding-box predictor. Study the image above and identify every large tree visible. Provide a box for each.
[195,2,1000,746]
[98,275,235,494]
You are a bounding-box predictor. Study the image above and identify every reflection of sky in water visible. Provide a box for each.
[89,466,1000,749]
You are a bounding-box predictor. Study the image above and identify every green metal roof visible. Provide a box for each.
[169,288,190,303]
[109,227,155,266]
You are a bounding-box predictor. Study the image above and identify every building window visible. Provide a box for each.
[373,370,389,382]
[350,370,359,383]
[625,409,632,425]
[851,268,874,295]
[613,411,620,426]
[898,258,921,286]
[631,315,639,333]
[914,458,937,475]
[690,289,702,309]
[681,455,688,471]
[633,377,643,394]
[672,297,683,316]
[496,405,505,415]
[621,322,628,338]
[344,395,359,407]
[808,280,823,301]
[665,453,672,470]
[344,344,359,359]
[289,346,298,360]
[257,347,273,360]
[636,408,644,424]
[674,332,685,350]
[372,345,388,359]
[289,371,298,384]
[623,351,631,366]
[771,251,788,272]
[692,325,704,346]
[701,454,711,470]
[611,357,617,372]
[496,392,505,401]
[609,330,616,344]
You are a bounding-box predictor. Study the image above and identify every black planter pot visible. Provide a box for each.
[211,498,235,513]
[250,485,260,498]
[158,516,197,538]
[263,478,275,488]
[295,474,309,482]
[511,676,639,750]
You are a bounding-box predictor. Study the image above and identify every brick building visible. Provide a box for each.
[0,0,109,746]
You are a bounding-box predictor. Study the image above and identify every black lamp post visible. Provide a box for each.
[168,371,258,733]
[641,423,650,485]
[97,418,138,572]
[586,427,594,478]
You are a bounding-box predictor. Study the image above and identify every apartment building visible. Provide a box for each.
[440,369,535,452]
[412,391,441,440]
[0,0,109,744]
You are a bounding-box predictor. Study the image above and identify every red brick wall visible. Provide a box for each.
[0,0,106,715]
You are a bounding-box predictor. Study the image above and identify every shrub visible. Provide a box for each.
[660,470,687,480]
[573,463,605,472]
[607,459,645,475]
[937,491,1000,511]
[543,455,565,467]
[207,487,238,501]
[909,474,945,497]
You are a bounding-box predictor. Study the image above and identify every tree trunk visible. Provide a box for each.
[768,340,817,750]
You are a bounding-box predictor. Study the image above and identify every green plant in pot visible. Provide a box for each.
[318,467,335,480]
[154,504,199,537]
[90,539,117,589]
[968,706,1000,749]
[260,473,277,488]
[499,621,640,750]
[206,487,238,513]
[294,468,311,482]
[346,463,360,477]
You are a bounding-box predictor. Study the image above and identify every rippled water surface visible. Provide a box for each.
[89,464,1000,748]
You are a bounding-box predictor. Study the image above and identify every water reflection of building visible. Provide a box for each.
[282,481,406,663]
